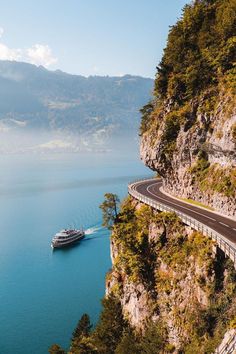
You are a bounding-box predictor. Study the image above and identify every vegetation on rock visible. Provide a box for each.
[154,0,236,103]
[190,159,236,197]
[108,198,236,353]
[50,197,236,353]
[70,314,93,353]
[49,1,236,353]
[140,0,236,214]
[48,344,66,354]
[141,0,236,135]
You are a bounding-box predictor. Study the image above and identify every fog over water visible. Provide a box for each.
[0,128,140,154]
[0,140,151,354]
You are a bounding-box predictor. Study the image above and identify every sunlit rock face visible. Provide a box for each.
[106,198,236,351]
[139,0,236,218]
[140,94,236,217]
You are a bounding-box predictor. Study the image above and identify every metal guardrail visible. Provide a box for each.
[128,179,236,268]
[215,332,236,354]
[129,178,236,354]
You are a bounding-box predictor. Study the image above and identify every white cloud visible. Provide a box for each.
[0,27,57,67]
[0,43,22,61]
[27,44,57,67]
[38,139,73,150]
[0,27,21,61]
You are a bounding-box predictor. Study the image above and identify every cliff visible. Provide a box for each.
[106,197,236,352]
[51,2,236,353]
[140,0,236,217]
[107,1,236,351]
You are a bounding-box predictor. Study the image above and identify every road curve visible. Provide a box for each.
[130,178,236,350]
[132,179,236,246]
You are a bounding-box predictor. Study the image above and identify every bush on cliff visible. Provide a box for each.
[154,0,236,102]
[141,0,236,135]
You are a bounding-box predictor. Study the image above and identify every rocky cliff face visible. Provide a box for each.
[140,90,236,217]
[140,0,236,217]
[106,0,236,351]
[106,198,236,352]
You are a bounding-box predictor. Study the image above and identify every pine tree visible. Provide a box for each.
[139,322,167,354]
[99,193,120,229]
[71,314,92,352]
[115,329,141,354]
[92,295,128,353]
[48,344,66,354]
[72,314,92,340]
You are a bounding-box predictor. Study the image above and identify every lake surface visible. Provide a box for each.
[0,150,150,353]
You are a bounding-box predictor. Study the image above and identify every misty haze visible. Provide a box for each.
[0,61,153,154]
[1,1,235,353]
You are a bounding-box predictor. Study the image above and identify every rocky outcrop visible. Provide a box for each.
[107,235,157,331]
[106,198,236,352]
[108,1,236,351]
[139,0,236,218]
[140,92,236,217]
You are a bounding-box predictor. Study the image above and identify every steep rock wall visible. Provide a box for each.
[140,92,236,217]
[106,197,236,352]
[139,0,236,217]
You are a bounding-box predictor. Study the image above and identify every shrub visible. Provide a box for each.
[232,123,236,143]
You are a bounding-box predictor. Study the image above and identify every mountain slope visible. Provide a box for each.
[49,1,236,353]
[0,60,153,152]
[140,0,236,217]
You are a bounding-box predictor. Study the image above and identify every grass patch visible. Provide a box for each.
[190,158,236,198]
[178,196,215,211]
[200,165,236,198]
[232,123,236,143]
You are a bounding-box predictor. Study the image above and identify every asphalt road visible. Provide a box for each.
[133,179,236,245]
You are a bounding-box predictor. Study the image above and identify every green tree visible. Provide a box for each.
[139,322,167,354]
[140,102,154,134]
[99,193,120,229]
[48,344,66,354]
[71,314,92,352]
[70,336,98,354]
[93,295,128,353]
[152,0,236,103]
[115,329,141,354]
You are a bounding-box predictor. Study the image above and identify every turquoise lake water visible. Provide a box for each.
[0,150,150,353]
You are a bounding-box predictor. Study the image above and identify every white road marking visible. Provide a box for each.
[134,180,236,232]
[131,181,236,253]
[219,222,230,228]
[146,183,216,222]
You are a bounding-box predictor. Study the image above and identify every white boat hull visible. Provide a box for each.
[51,231,85,249]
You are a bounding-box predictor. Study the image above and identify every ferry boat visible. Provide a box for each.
[51,229,85,249]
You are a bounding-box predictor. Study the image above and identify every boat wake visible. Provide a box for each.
[85,226,102,235]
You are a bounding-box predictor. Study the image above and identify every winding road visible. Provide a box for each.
[129,179,236,352]
[129,178,236,248]
[128,179,236,352]
[135,180,236,247]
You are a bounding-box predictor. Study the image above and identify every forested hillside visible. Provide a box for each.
[140,0,236,216]
[49,1,236,353]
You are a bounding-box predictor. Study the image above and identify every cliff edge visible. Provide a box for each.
[106,197,236,352]
[140,0,236,217]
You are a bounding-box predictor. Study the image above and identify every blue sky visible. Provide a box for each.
[0,0,189,77]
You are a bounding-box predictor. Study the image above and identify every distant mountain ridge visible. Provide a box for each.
[0,61,153,150]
